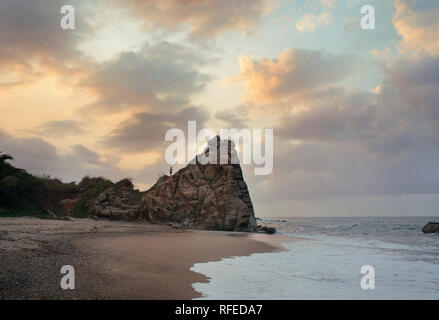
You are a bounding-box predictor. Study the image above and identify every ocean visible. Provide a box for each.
[191,217,439,299]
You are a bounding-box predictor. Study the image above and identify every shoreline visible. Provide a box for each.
[0,217,299,299]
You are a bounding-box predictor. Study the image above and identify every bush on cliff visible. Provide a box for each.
[0,152,138,218]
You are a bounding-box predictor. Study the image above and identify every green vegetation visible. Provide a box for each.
[72,177,114,217]
[0,151,142,219]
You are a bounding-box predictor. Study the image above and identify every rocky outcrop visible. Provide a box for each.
[140,136,257,232]
[256,225,277,234]
[86,187,142,220]
[422,222,439,233]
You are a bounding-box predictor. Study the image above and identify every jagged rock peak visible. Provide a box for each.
[140,136,257,232]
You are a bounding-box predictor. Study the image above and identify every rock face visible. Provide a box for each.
[256,225,277,234]
[422,222,439,233]
[140,136,257,232]
[86,187,141,220]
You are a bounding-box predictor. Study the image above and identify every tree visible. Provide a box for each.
[0,152,23,181]
[0,152,13,163]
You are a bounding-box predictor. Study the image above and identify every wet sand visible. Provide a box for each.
[0,217,298,299]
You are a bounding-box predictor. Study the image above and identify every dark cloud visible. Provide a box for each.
[248,133,439,202]
[252,54,439,201]
[0,129,168,188]
[101,107,209,153]
[71,145,103,165]
[215,108,250,128]
[0,0,91,87]
[0,129,91,181]
[81,42,211,113]
[277,90,378,143]
[36,120,86,137]
[385,55,439,119]
[387,55,439,87]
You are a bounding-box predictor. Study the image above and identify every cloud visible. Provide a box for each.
[393,0,439,57]
[277,90,380,143]
[101,107,209,153]
[81,42,211,113]
[321,0,337,8]
[0,128,170,189]
[241,47,439,201]
[386,55,439,87]
[71,145,103,166]
[385,55,439,120]
[251,137,439,201]
[296,12,334,33]
[120,0,271,39]
[276,85,433,154]
[215,108,250,128]
[36,120,86,137]
[236,49,353,104]
[0,0,91,88]
[0,129,100,181]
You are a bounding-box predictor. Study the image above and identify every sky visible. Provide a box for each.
[1,0,439,217]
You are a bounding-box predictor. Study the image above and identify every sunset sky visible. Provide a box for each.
[1,0,439,217]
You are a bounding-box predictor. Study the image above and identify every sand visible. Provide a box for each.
[0,217,298,299]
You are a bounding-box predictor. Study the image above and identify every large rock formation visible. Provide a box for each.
[140,136,257,232]
[422,222,439,233]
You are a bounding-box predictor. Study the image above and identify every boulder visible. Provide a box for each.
[256,225,277,234]
[140,136,257,232]
[86,187,141,221]
[265,227,276,234]
[422,222,439,233]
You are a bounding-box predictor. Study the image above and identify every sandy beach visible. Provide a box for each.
[0,217,296,300]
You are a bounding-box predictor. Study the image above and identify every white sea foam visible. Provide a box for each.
[191,217,439,299]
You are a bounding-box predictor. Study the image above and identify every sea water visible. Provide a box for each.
[191,217,439,299]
